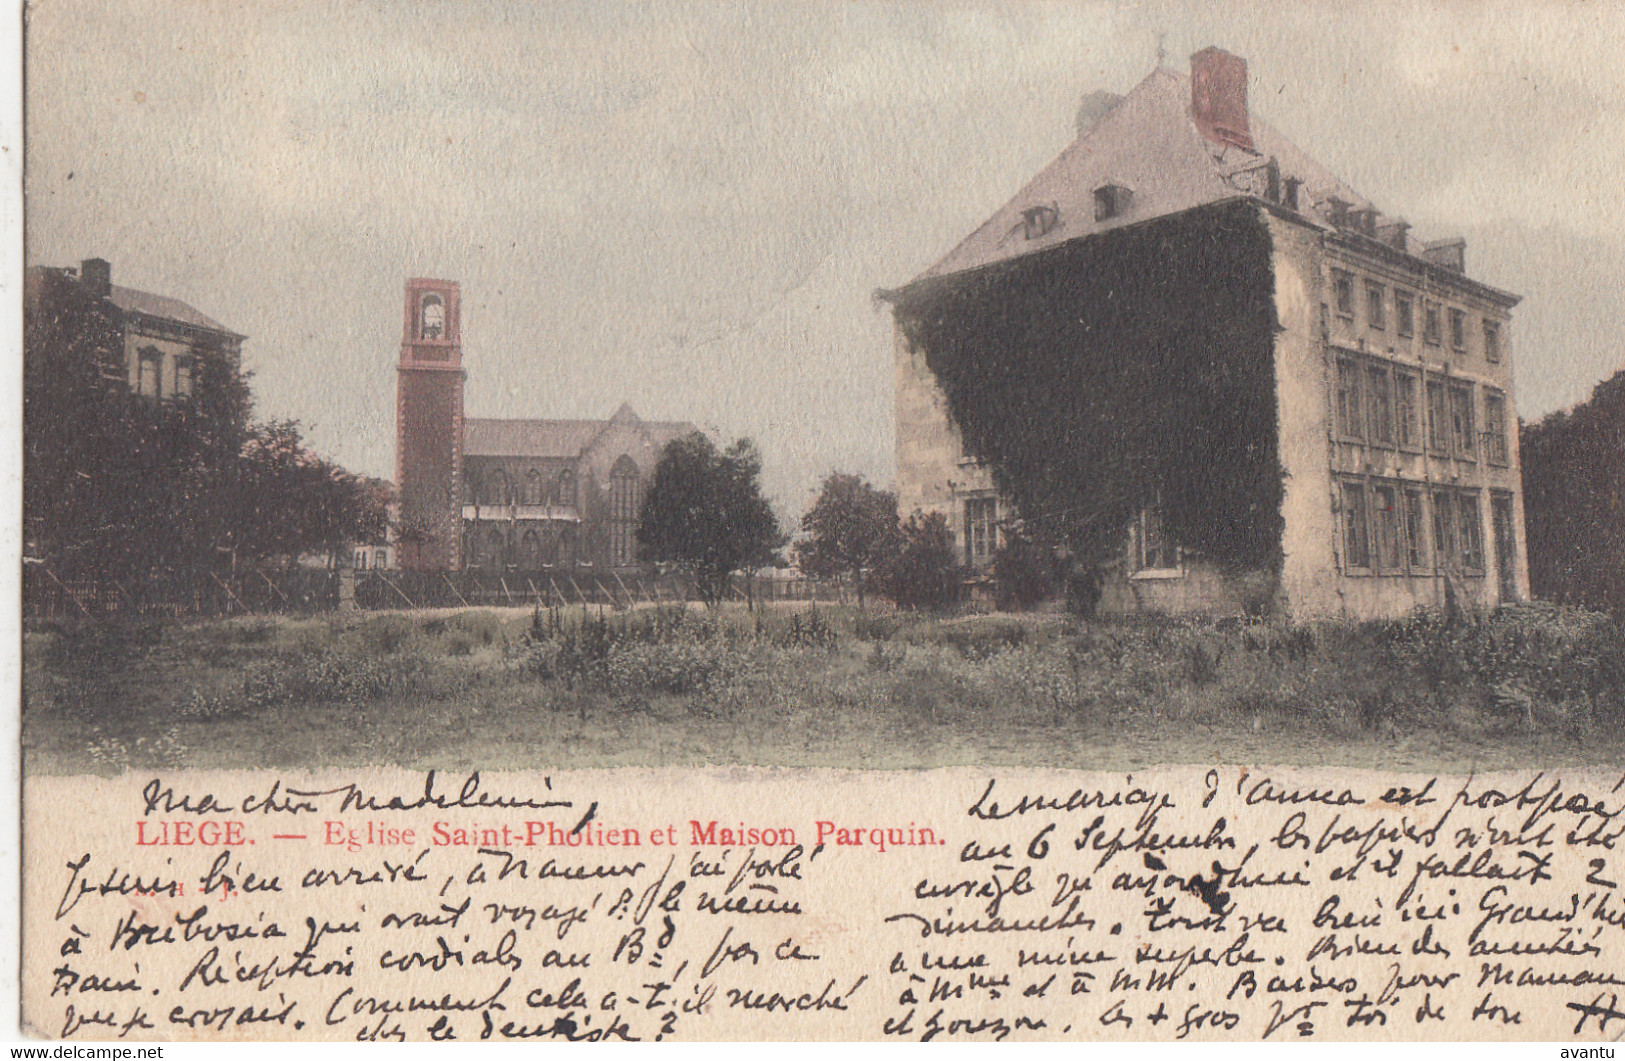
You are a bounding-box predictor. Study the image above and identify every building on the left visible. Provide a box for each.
[25,257,245,404]
[23,258,247,566]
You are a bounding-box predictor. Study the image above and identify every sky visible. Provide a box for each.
[23,0,1625,522]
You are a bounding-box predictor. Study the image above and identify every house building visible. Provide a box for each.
[394,278,696,572]
[882,48,1526,620]
[25,257,245,404]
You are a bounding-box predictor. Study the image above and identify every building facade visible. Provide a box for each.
[394,279,696,572]
[886,48,1526,620]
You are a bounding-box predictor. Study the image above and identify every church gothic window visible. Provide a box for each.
[526,468,544,504]
[609,456,639,566]
[556,468,576,506]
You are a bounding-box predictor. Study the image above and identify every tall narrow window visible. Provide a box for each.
[1449,382,1476,460]
[174,357,194,398]
[1483,390,1508,465]
[1366,364,1393,446]
[1404,489,1426,569]
[485,469,510,506]
[1335,357,1364,441]
[1394,370,1418,449]
[1342,482,1370,570]
[521,529,541,569]
[1426,380,1451,454]
[526,468,544,504]
[556,468,576,506]
[609,456,639,566]
[963,497,997,566]
[1373,484,1401,571]
[1432,490,1457,569]
[1424,303,1442,346]
[137,347,163,398]
[1449,308,1466,351]
[1136,497,1179,572]
[1483,319,1501,363]
[1333,271,1355,317]
[1366,282,1386,330]
[1458,493,1484,571]
[1395,292,1415,337]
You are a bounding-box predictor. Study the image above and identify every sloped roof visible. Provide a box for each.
[912,66,1375,284]
[464,408,696,459]
[109,283,240,337]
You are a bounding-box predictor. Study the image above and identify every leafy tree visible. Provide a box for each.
[794,473,899,607]
[229,421,391,566]
[1521,370,1625,614]
[879,510,961,611]
[637,433,783,605]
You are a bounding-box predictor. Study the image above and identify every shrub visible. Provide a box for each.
[991,534,1062,611]
[880,511,961,612]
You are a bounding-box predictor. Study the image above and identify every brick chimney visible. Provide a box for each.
[80,258,111,298]
[1190,46,1253,152]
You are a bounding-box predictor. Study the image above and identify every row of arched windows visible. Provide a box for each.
[465,467,576,507]
[465,524,579,569]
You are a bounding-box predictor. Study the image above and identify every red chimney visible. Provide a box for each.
[1190,46,1253,152]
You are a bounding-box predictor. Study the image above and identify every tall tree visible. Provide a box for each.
[229,421,392,566]
[1521,370,1625,614]
[795,472,899,607]
[638,433,782,605]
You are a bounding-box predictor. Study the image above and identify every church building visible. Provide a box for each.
[883,48,1527,620]
[394,278,696,572]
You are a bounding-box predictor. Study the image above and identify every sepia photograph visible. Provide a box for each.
[15,0,1625,1044]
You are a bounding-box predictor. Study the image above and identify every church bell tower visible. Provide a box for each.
[395,278,465,571]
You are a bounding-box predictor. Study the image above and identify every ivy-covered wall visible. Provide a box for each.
[894,200,1283,579]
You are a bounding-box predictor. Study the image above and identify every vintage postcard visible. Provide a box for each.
[17,0,1625,1045]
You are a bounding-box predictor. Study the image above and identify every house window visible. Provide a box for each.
[1373,484,1401,571]
[1432,489,1457,569]
[609,456,639,566]
[556,468,576,506]
[1449,382,1476,460]
[1394,370,1418,449]
[1093,184,1132,222]
[1342,481,1370,570]
[1136,499,1179,573]
[1483,389,1509,465]
[1335,356,1364,441]
[1365,364,1394,446]
[1426,380,1451,455]
[963,497,997,566]
[374,549,387,569]
[137,347,163,398]
[355,549,368,570]
[174,357,194,398]
[1424,303,1442,345]
[1449,308,1466,351]
[1395,292,1414,337]
[1458,493,1484,571]
[1366,282,1385,330]
[1403,488,1426,569]
[1333,271,1354,317]
[420,294,445,340]
[1483,319,1501,363]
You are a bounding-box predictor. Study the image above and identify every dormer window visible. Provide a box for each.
[1093,184,1133,222]
[420,294,445,340]
[1020,203,1060,239]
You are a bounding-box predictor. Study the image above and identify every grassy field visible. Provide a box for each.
[21,601,1625,776]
